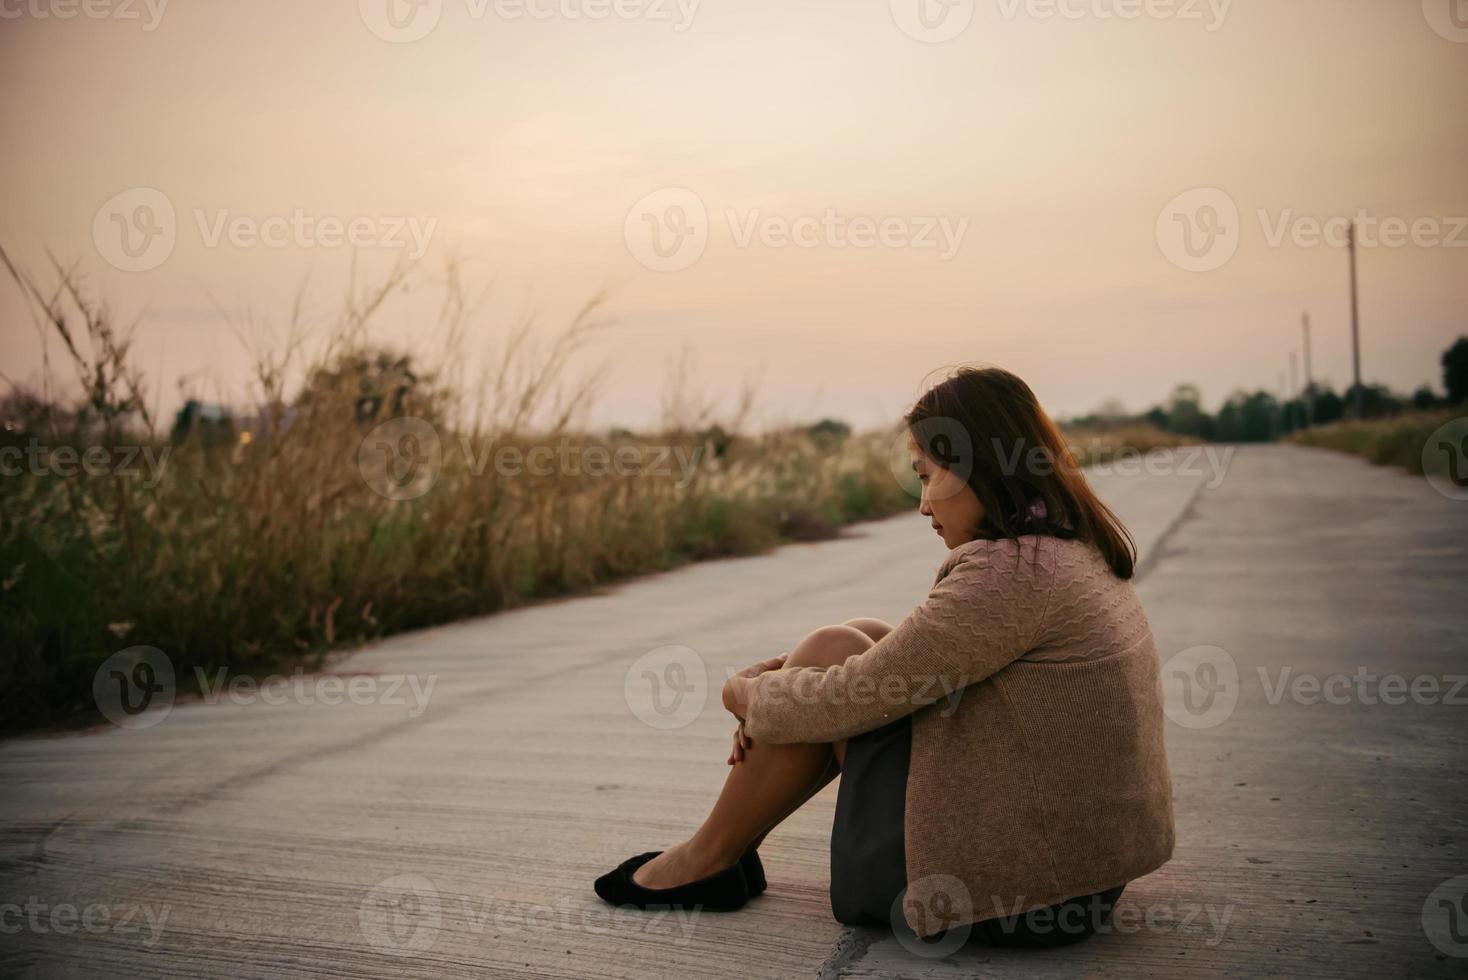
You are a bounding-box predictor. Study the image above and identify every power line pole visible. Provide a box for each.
[1348,220,1363,418]
[1276,371,1286,438]
[1301,312,1313,427]
[1289,350,1298,430]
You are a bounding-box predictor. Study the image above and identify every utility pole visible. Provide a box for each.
[1289,350,1298,431]
[1301,312,1313,427]
[1276,371,1286,439]
[1348,221,1363,419]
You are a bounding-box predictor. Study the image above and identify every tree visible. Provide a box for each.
[1343,382,1402,419]
[1443,336,1468,406]
[1165,383,1208,437]
[1313,386,1344,425]
[1214,390,1278,442]
[296,348,444,426]
[1411,386,1438,411]
[171,399,237,447]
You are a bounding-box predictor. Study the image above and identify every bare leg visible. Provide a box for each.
[631,625,875,889]
[842,617,893,644]
[739,618,892,851]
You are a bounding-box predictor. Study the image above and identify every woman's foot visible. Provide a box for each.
[630,839,737,889]
[593,847,750,912]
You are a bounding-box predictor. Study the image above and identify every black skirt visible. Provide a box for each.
[829,713,911,927]
[828,713,1128,946]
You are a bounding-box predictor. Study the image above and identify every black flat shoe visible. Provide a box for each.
[741,849,766,897]
[593,850,750,912]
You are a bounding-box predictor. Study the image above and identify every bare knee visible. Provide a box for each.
[786,625,873,669]
[842,617,894,644]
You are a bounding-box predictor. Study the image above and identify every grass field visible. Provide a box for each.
[1289,409,1464,474]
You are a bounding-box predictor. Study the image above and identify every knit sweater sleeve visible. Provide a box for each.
[742,541,1050,744]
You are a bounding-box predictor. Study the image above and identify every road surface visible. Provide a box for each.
[1,445,1465,978]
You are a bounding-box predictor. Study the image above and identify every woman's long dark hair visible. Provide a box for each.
[905,366,1137,580]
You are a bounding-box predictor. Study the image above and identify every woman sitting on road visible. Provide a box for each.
[594,366,1176,947]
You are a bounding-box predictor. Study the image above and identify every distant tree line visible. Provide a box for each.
[1068,336,1468,444]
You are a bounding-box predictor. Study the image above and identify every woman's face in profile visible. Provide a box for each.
[908,434,985,549]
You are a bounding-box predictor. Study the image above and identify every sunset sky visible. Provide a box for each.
[1,0,1465,430]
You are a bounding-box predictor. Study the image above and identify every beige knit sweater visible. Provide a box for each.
[743,534,1175,939]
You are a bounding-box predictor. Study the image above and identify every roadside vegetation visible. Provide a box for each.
[6,249,1311,731]
[1067,337,1466,448]
[1289,409,1462,474]
[0,255,1177,732]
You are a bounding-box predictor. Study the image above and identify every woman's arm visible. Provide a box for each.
[737,544,1051,744]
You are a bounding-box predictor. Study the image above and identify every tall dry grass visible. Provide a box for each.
[1289,410,1462,473]
[1,251,1203,731]
[1061,421,1199,465]
[0,253,914,730]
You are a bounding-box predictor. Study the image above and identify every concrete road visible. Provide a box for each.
[1,445,1464,978]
